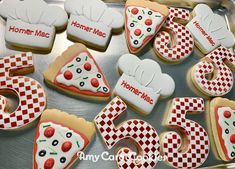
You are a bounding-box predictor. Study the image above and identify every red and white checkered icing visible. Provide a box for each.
[192,46,235,96]
[95,97,160,169]
[161,98,210,169]
[0,53,46,130]
[154,7,194,62]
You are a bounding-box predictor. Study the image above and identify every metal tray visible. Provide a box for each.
[0,1,235,169]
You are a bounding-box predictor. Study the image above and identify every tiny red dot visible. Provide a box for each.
[145,19,152,26]
[131,8,139,15]
[230,134,235,143]
[91,78,99,87]
[224,111,231,118]
[61,141,72,152]
[134,29,142,36]
[44,127,55,138]
[44,158,55,169]
[84,62,92,71]
[63,70,73,80]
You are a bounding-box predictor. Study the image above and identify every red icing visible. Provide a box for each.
[230,134,235,144]
[62,141,72,152]
[131,8,139,15]
[64,70,73,80]
[84,62,92,71]
[44,127,55,138]
[145,19,152,26]
[44,158,54,169]
[224,111,231,118]
[134,29,142,36]
[91,78,99,87]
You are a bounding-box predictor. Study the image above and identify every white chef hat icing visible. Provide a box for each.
[194,4,235,48]
[65,0,124,29]
[0,0,68,27]
[118,54,175,96]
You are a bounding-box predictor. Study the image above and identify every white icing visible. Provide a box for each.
[5,19,55,49]
[36,122,85,169]
[114,54,175,114]
[0,0,68,50]
[126,6,164,48]
[0,0,68,27]
[217,107,235,159]
[186,4,235,53]
[56,52,110,94]
[65,0,124,48]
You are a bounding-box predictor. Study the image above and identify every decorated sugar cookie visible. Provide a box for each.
[95,97,160,169]
[125,0,169,53]
[186,4,235,54]
[65,0,124,51]
[113,54,175,115]
[34,109,96,169]
[161,97,210,169]
[0,0,68,52]
[209,97,235,161]
[0,53,46,130]
[154,7,194,63]
[43,43,111,101]
[190,46,235,97]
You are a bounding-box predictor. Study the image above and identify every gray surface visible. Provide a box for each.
[0,2,235,169]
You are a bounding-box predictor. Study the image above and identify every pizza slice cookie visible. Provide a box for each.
[33,109,96,169]
[125,0,169,53]
[209,97,235,161]
[43,43,111,101]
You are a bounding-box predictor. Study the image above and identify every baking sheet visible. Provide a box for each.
[0,1,235,169]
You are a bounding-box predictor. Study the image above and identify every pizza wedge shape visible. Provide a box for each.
[209,97,235,161]
[125,0,169,53]
[43,43,111,101]
[33,109,96,169]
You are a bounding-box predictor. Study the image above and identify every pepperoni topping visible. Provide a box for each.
[61,141,72,152]
[131,8,139,15]
[91,78,99,87]
[44,127,55,138]
[134,29,141,36]
[64,70,73,80]
[230,134,235,143]
[224,111,231,118]
[44,158,55,169]
[145,19,152,26]
[84,63,92,71]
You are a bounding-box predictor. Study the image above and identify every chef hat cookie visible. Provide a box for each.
[65,0,124,51]
[113,54,175,115]
[0,0,68,52]
[186,4,235,54]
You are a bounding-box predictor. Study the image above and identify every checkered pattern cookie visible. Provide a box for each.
[154,7,194,62]
[192,46,235,96]
[95,97,160,169]
[161,98,210,169]
[0,53,46,130]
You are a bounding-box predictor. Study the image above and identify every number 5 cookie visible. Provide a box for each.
[208,97,235,161]
[34,109,96,169]
[125,0,169,53]
[43,43,111,101]
[0,0,68,52]
[0,53,46,130]
[113,54,175,115]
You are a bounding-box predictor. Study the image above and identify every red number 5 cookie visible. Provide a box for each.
[95,97,160,169]
[161,97,210,169]
[0,53,46,130]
